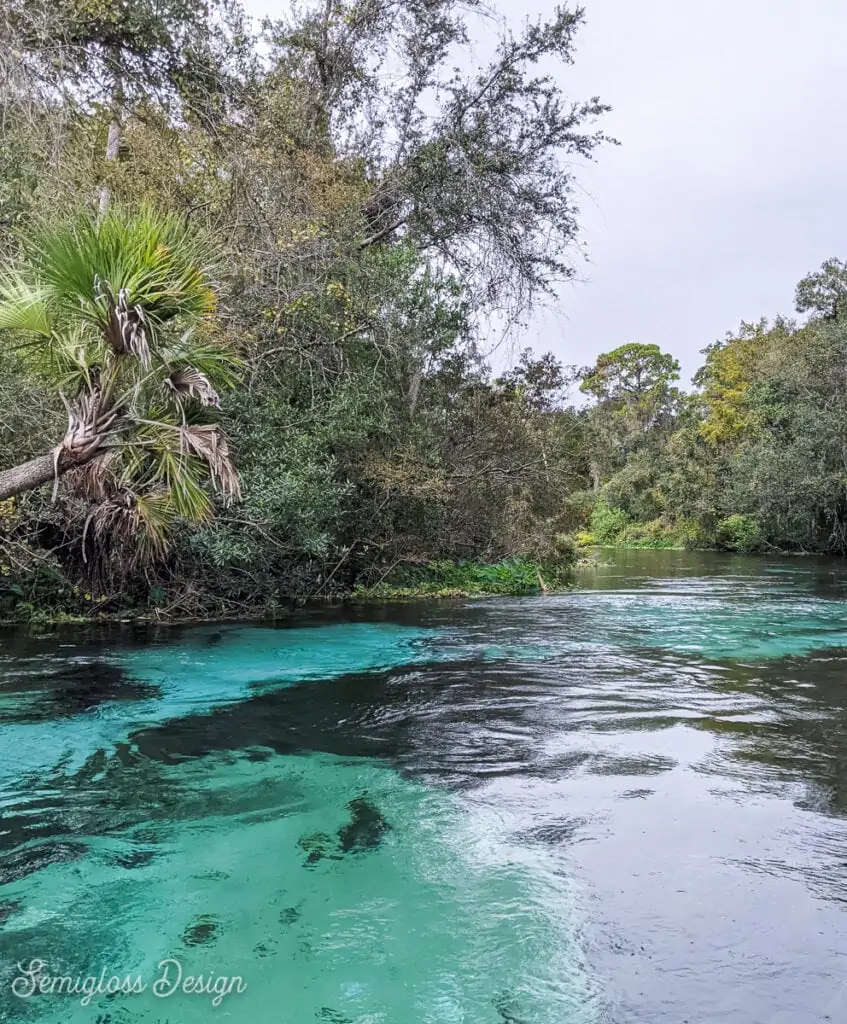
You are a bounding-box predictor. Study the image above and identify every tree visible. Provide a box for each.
[694,320,777,445]
[795,258,847,320]
[0,0,612,614]
[265,0,614,317]
[578,343,680,490]
[496,349,576,411]
[2,0,252,214]
[715,311,847,552]
[580,343,680,418]
[0,207,240,564]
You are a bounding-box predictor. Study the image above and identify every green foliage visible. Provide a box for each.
[5,0,253,116]
[580,343,680,407]
[561,489,597,535]
[795,258,847,320]
[578,343,681,488]
[578,282,847,557]
[588,501,631,546]
[354,558,573,599]
[0,207,241,585]
[716,514,763,553]
[23,0,847,618]
[579,505,704,551]
[266,1,613,315]
[615,518,701,550]
[0,207,224,391]
[694,319,794,445]
[31,206,217,327]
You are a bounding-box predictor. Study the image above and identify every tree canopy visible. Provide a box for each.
[0,0,610,617]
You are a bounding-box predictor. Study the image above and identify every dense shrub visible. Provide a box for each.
[716,514,763,553]
[588,502,631,546]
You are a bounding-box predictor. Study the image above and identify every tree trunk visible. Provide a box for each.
[98,56,124,219]
[97,117,121,218]
[408,366,423,415]
[0,448,101,501]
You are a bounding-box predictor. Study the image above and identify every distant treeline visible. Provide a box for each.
[574,259,847,555]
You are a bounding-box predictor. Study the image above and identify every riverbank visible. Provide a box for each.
[0,557,576,625]
[578,504,773,553]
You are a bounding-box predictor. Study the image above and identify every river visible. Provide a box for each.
[1,550,846,1022]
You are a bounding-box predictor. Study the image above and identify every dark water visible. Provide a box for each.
[2,550,847,1022]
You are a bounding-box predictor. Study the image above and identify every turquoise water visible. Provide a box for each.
[0,623,595,1023]
[3,551,847,1022]
[0,624,441,783]
[5,755,590,1023]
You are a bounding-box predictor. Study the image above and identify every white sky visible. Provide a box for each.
[243,0,847,385]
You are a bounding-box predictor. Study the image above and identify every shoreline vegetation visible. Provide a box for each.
[352,557,575,600]
[0,0,614,625]
[0,543,827,626]
[0,557,577,625]
[1,1,846,625]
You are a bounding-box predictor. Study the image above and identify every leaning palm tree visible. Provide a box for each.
[0,207,241,564]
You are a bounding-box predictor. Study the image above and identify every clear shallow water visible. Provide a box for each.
[2,552,847,1022]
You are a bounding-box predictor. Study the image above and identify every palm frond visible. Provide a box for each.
[0,207,238,565]
[60,386,119,457]
[26,323,107,392]
[134,420,215,523]
[96,278,151,367]
[166,365,221,407]
[0,274,51,336]
[161,452,215,522]
[87,492,172,569]
[29,206,218,353]
[179,424,241,500]
[67,449,122,503]
[135,493,180,556]
[160,334,244,389]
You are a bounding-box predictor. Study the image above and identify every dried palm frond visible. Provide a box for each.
[66,448,121,503]
[88,492,137,543]
[61,386,119,451]
[83,489,174,568]
[95,276,151,367]
[52,385,121,500]
[82,492,138,568]
[165,365,221,407]
[179,424,240,500]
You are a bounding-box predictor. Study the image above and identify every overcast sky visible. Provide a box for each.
[244,0,847,386]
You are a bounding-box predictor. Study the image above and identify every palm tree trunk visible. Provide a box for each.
[0,448,101,501]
